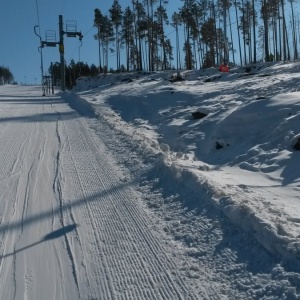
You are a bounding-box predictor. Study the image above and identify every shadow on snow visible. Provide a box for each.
[0,224,78,258]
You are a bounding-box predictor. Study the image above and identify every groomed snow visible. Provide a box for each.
[72,62,300,265]
[1,61,300,299]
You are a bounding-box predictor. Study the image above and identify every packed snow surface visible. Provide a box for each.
[1,61,300,299]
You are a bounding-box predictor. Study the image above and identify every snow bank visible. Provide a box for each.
[62,61,300,267]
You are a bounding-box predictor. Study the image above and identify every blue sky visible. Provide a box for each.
[0,0,182,84]
[1,1,299,84]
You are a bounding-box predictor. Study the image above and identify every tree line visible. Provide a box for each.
[49,0,300,87]
[0,66,14,84]
[94,0,300,71]
[50,61,100,88]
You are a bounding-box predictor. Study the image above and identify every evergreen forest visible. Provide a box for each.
[50,0,300,87]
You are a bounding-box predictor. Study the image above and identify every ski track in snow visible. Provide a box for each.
[57,100,199,299]
[1,82,300,299]
[0,91,79,299]
[0,86,201,299]
[70,66,300,299]
[82,109,292,300]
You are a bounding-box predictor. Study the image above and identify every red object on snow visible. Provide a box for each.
[219,64,229,72]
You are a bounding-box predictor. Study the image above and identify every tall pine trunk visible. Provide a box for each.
[234,0,243,65]
[252,0,256,63]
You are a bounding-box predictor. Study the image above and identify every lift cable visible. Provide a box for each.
[35,0,41,34]
[68,25,94,61]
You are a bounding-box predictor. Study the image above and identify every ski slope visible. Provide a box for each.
[0,86,197,299]
[1,64,300,300]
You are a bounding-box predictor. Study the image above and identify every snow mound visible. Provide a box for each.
[65,61,300,265]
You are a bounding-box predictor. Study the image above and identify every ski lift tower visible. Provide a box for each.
[59,15,83,92]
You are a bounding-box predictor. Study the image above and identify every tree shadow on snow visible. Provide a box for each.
[0,111,78,123]
[0,181,132,236]
[0,95,79,123]
[0,224,78,258]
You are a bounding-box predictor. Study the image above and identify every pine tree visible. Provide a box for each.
[122,6,135,71]
[200,18,216,67]
[132,0,146,70]
[109,0,123,71]
[180,0,197,69]
[171,12,182,75]
[94,9,104,73]
[154,1,169,70]
[0,66,14,84]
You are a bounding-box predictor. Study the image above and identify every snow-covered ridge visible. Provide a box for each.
[64,61,300,265]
